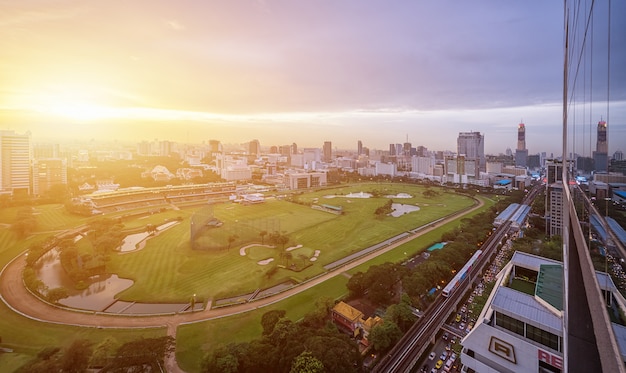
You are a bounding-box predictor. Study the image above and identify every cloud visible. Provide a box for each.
[166,20,184,31]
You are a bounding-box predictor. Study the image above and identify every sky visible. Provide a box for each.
[1,0,625,155]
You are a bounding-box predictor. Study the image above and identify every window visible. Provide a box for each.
[527,324,560,351]
[495,312,525,336]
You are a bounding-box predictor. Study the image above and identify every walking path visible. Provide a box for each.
[0,198,484,372]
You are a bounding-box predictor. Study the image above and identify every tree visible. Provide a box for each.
[369,321,402,352]
[385,297,416,332]
[90,337,119,368]
[290,351,324,373]
[46,287,69,304]
[227,235,239,251]
[107,336,175,372]
[261,309,287,335]
[11,207,37,239]
[60,339,93,373]
[259,230,268,245]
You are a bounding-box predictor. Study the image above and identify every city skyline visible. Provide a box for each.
[2,1,625,154]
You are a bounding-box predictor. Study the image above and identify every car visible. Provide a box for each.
[451,337,457,345]
[442,332,449,341]
[440,351,448,361]
[462,315,468,323]
[455,313,461,322]
[460,305,467,313]
[459,322,466,330]
[435,359,444,369]
[430,368,438,373]
[421,364,429,372]
[429,352,436,360]
[445,343,451,351]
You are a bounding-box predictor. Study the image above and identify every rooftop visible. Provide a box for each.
[536,264,564,311]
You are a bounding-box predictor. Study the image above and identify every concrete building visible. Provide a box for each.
[444,155,481,185]
[248,139,261,157]
[0,130,32,195]
[31,158,67,196]
[593,119,609,172]
[411,156,435,175]
[323,141,332,163]
[286,172,327,190]
[461,251,626,373]
[458,132,485,172]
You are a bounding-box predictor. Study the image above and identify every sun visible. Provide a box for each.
[11,84,117,121]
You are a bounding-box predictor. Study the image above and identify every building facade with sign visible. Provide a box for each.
[460,251,626,373]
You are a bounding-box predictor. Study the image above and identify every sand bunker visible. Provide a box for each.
[310,250,321,262]
[240,244,274,256]
[257,258,274,265]
[286,244,303,252]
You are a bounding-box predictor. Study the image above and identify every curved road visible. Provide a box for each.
[1,197,484,371]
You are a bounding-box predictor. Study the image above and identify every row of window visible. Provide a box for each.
[495,312,560,351]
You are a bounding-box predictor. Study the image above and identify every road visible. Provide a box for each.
[0,196,485,372]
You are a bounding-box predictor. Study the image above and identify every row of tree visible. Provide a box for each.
[16,336,174,373]
[202,301,361,373]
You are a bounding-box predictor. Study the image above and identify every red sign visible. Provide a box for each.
[538,349,563,369]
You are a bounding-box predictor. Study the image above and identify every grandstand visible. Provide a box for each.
[79,182,239,213]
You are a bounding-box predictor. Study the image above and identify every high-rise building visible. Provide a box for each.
[357,140,363,155]
[248,139,261,157]
[515,122,528,168]
[403,142,412,157]
[0,130,32,195]
[323,141,332,162]
[593,119,608,172]
[457,131,485,171]
[32,158,67,196]
[545,160,564,237]
[614,150,624,161]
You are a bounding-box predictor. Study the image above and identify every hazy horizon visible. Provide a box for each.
[2,1,625,155]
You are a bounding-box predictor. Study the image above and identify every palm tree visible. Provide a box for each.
[259,230,268,245]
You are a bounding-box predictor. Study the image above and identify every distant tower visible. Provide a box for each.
[593,119,608,172]
[323,141,332,162]
[515,122,528,168]
[457,132,485,172]
[357,140,363,155]
[248,139,260,157]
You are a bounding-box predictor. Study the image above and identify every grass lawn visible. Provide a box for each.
[176,275,349,373]
[0,300,165,372]
[0,185,488,372]
[510,278,536,295]
[348,195,494,272]
[108,183,475,302]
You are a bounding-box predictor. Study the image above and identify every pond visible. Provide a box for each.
[35,247,192,314]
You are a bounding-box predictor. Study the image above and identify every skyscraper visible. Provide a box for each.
[323,141,332,162]
[0,130,32,195]
[457,131,485,171]
[593,119,608,172]
[357,140,363,155]
[515,122,528,167]
[248,139,260,157]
